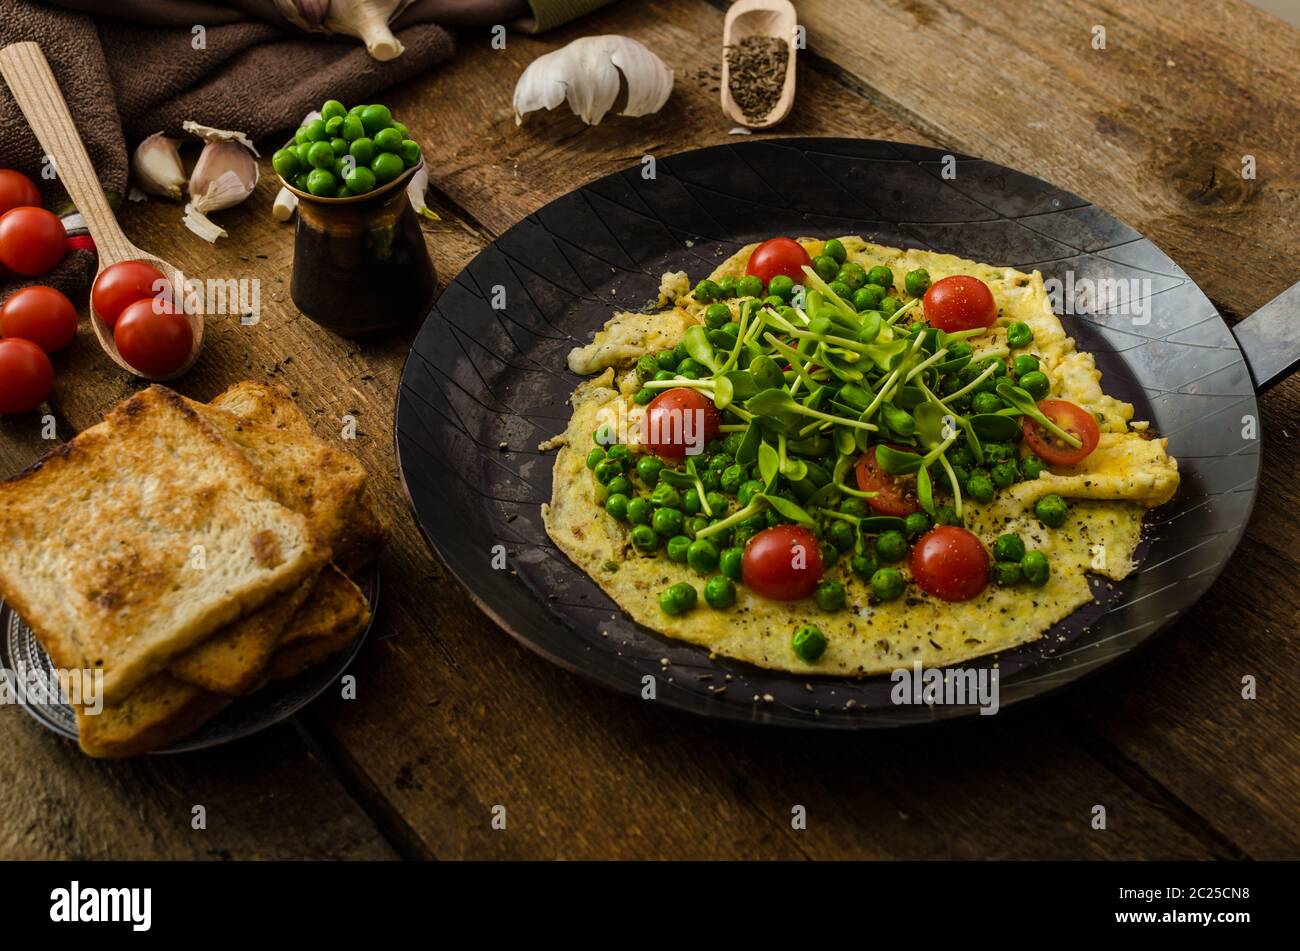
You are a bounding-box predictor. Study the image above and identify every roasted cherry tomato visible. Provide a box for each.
[0,169,41,217]
[1,285,77,353]
[855,446,920,516]
[92,260,167,329]
[643,387,720,461]
[113,298,192,377]
[922,275,997,332]
[742,525,825,601]
[0,337,54,414]
[909,525,990,602]
[1022,399,1100,466]
[745,237,813,286]
[0,206,65,277]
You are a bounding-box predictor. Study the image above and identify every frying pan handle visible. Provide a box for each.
[1231,281,1300,393]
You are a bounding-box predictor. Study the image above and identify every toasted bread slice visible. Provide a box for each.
[268,565,371,680]
[210,382,388,569]
[0,386,321,704]
[76,675,230,759]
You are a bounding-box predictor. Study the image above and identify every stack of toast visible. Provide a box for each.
[0,382,386,757]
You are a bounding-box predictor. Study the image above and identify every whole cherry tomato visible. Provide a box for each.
[0,337,54,414]
[922,275,997,332]
[742,524,825,600]
[855,446,920,516]
[113,298,192,377]
[1,286,78,353]
[91,260,168,328]
[909,525,990,602]
[1022,399,1101,466]
[642,387,720,461]
[0,170,41,217]
[745,237,813,285]
[0,206,65,276]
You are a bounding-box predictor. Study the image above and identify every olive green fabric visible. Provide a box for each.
[524,0,619,32]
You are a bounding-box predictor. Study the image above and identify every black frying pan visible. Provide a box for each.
[395,139,1297,728]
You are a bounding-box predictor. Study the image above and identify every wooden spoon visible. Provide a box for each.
[721,0,799,129]
[0,42,203,380]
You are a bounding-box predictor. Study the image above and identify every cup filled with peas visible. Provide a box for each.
[273,99,436,336]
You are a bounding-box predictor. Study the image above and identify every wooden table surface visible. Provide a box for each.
[2,0,1297,860]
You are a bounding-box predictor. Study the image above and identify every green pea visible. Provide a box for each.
[700,471,722,494]
[866,265,894,290]
[687,539,720,573]
[294,142,314,166]
[650,484,681,510]
[904,511,931,538]
[983,441,1015,463]
[850,552,878,581]
[971,392,1003,415]
[705,492,728,515]
[658,582,697,615]
[717,547,743,581]
[871,567,905,601]
[651,507,682,536]
[814,579,846,612]
[947,445,974,470]
[607,476,632,497]
[835,268,865,293]
[294,125,311,145]
[993,561,1022,585]
[694,279,721,303]
[321,99,347,121]
[733,526,758,548]
[1035,494,1069,528]
[307,140,336,170]
[627,497,652,525]
[1021,550,1050,586]
[822,238,846,263]
[348,104,367,116]
[605,493,629,520]
[325,115,345,137]
[838,497,870,519]
[679,488,700,516]
[737,480,764,506]
[1006,321,1034,348]
[631,524,659,552]
[966,472,995,504]
[396,140,421,167]
[593,459,622,485]
[948,341,973,361]
[813,255,840,283]
[392,121,409,139]
[607,445,631,464]
[374,127,403,153]
[360,103,392,136]
[633,388,655,405]
[685,516,709,538]
[768,274,796,302]
[904,268,931,298]
[825,518,855,552]
[666,534,692,562]
[993,533,1026,563]
[303,118,328,142]
[737,275,764,298]
[372,152,405,184]
[330,138,351,160]
[271,148,301,179]
[348,137,376,166]
[656,350,679,372]
[305,167,337,196]
[934,504,962,526]
[1019,370,1050,400]
[344,165,376,194]
[701,575,736,609]
[704,303,731,329]
[634,354,657,381]
[760,295,783,310]
[586,447,607,471]
[1011,354,1039,377]
[676,358,703,376]
[828,280,852,301]
[1020,456,1046,480]
[852,284,884,312]
[720,464,745,494]
[875,530,908,563]
[950,464,971,491]
[714,275,737,298]
[341,115,365,142]
[792,624,828,662]
[990,461,1018,488]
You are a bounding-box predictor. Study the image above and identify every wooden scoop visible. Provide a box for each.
[721,0,799,129]
[0,42,203,380]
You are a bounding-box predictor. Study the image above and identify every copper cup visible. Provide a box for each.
[278,153,436,337]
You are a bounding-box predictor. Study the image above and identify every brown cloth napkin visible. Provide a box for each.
[0,0,611,302]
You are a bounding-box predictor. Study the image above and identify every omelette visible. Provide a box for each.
[542,237,1179,676]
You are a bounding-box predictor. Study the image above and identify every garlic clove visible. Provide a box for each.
[325,0,413,62]
[273,186,298,222]
[406,164,440,221]
[188,144,258,213]
[132,132,187,200]
[513,36,674,126]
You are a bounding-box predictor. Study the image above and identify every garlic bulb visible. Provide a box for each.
[275,0,414,61]
[182,122,259,242]
[513,36,674,126]
[132,133,186,200]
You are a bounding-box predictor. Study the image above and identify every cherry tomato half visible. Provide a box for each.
[0,337,54,414]
[855,446,920,516]
[745,237,812,286]
[1,286,78,353]
[0,170,41,217]
[0,206,65,277]
[742,525,825,601]
[114,298,192,378]
[642,387,720,461]
[909,525,990,602]
[922,275,997,333]
[1022,399,1100,466]
[92,260,168,329]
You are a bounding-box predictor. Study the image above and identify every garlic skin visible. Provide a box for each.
[513,36,674,126]
[132,133,186,200]
[182,122,259,242]
[181,120,261,157]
